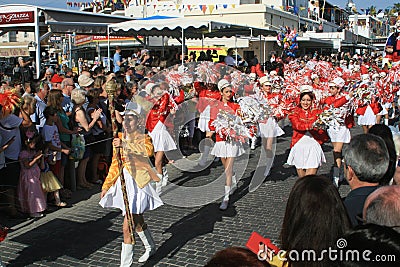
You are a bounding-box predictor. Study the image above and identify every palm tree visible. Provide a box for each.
[394,3,400,13]
[368,6,377,16]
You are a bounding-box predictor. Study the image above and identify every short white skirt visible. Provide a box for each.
[148,121,177,152]
[259,117,285,138]
[358,106,376,126]
[211,140,245,158]
[198,105,211,132]
[99,168,163,216]
[327,125,351,143]
[378,102,392,116]
[287,133,326,169]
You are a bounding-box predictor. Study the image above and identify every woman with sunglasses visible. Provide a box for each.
[287,85,329,178]
[209,79,245,210]
[321,77,354,187]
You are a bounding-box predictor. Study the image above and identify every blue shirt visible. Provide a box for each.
[113,52,121,73]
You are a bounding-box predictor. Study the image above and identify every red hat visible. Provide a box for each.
[50,74,63,83]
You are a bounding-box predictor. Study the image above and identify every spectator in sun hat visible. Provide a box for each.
[78,74,94,90]
[134,64,146,82]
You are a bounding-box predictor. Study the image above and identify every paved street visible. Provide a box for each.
[0,124,358,267]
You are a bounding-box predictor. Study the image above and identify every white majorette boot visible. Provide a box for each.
[120,242,134,267]
[137,229,156,263]
[251,136,257,150]
[230,174,237,195]
[333,166,340,188]
[155,173,163,194]
[219,186,230,210]
[162,166,169,187]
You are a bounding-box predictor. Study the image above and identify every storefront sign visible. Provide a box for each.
[0,11,34,25]
[0,48,30,57]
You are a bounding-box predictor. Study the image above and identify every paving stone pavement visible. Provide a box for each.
[0,125,362,267]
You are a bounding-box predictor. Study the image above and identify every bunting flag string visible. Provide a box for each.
[66,1,128,8]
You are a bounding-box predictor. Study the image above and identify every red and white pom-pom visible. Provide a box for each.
[211,110,251,143]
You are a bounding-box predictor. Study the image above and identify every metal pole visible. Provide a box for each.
[35,8,41,79]
[235,35,238,67]
[263,37,266,72]
[107,25,111,72]
[69,34,72,69]
[181,28,184,66]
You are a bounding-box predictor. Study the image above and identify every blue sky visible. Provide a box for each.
[0,0,396,11]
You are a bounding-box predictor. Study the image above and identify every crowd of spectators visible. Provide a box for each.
[1,47,400,266]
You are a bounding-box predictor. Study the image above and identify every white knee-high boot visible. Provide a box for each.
[155,173,163,194]
[137,229,156,263]
[162,166,169,187]
[219,186,230,210]
[230,174,237,195]
[120,242,134,267]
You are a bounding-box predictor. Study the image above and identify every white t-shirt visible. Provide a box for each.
[42,124,61,161]
[0,114,22,160]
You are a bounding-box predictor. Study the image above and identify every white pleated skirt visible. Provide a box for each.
[99,168,163,216]
[357,106,376,126]
[211,140,245,158]
[198,105,211,132]
[327,125,351,143]
[287,133,326,169]
[378,102,392,116]
[148,121,177,152]
[259,117,285,138]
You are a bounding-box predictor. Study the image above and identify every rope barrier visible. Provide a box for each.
[0,136,115,166]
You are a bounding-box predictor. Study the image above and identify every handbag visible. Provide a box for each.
[70,134,85,161]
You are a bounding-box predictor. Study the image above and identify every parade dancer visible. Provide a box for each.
[287,85,329,178]
[356,75,381,134]
[145,83,178,194]
[321,77,354,187]
[195,82,221,166]
[210,79,245,210]
[257,76,284,176]
[100,106,163,265]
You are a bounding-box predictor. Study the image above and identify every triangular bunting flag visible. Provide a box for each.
[232,4,235,8]
[187,5,191,11]
[176,4,180,10]
[223,4,227,9]
[202,5,207,14]
[209,5,214,14]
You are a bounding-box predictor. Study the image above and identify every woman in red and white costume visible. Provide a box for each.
[356,74,381,134]
[257,76,285,176]
[194,82,221,166]
[320,77,354,187]
[287,85,329,178]
[145,83,178,194]
[209,79,245,210]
